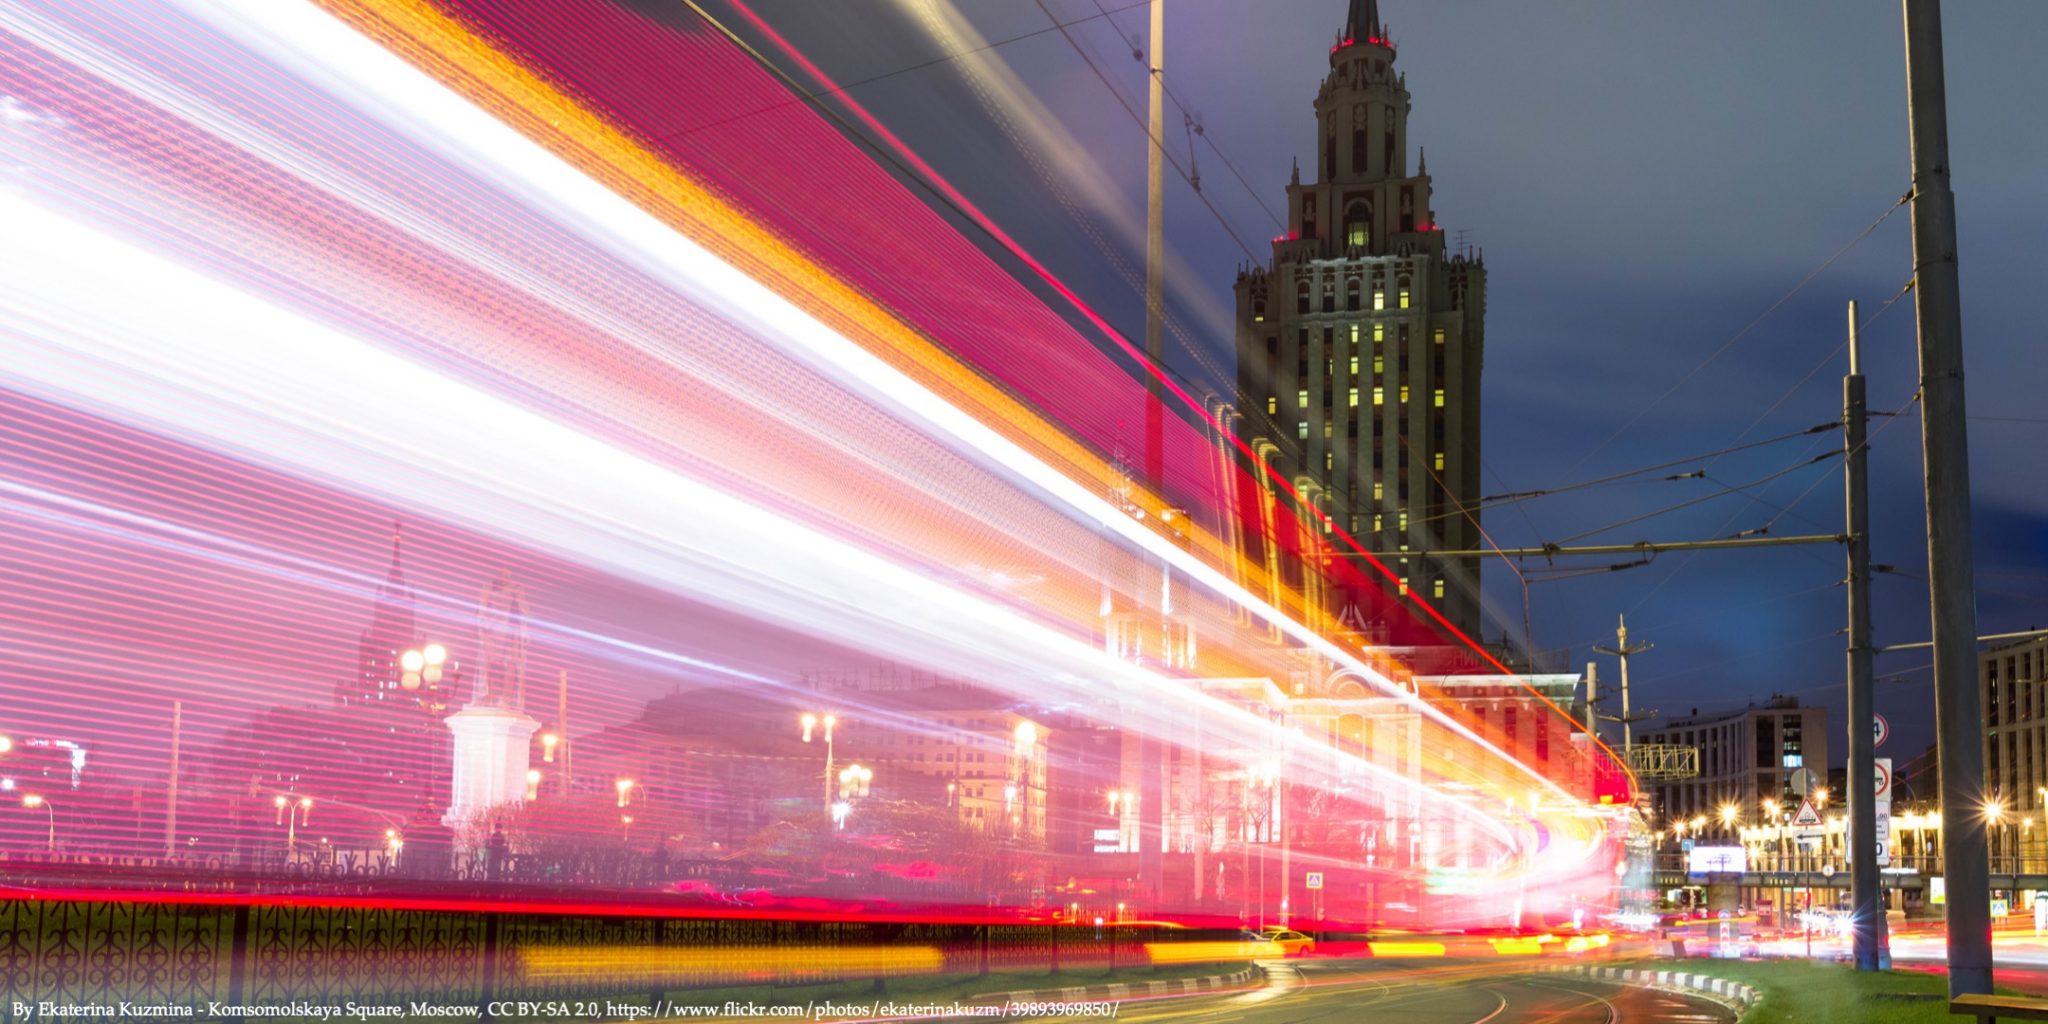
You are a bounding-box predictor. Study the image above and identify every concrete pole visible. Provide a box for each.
[1845,302,1888,970]
[1902,0,1989,997]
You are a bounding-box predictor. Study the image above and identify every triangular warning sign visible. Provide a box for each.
[1792,799,1823,828]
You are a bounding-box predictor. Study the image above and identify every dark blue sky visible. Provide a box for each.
[719,0,2048,765]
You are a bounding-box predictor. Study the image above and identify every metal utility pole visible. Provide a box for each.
[1584,662,1599,747]
[1144,0,1166,490]
[1136,0,1168,905]
[1903,0,1988,997]
[1593,616,1654,755]
[1844,301,1888,971]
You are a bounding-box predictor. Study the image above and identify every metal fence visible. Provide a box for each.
[0,897,1183,1018]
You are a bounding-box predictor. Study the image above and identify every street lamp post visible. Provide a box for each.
[273,794,313,860]
[802,713,838,819]
[21,794,54,853]
[399,643,448,693]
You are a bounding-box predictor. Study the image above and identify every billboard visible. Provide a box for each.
[1687,845,1748,875]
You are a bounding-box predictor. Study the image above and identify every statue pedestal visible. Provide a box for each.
[442,702,540,835]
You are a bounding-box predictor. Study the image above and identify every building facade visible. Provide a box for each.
[1233,0,1487,636]
[1639,696,1828,834]
[1982,634,2048,869]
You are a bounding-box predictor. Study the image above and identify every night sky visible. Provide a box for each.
[709,0,2048,765]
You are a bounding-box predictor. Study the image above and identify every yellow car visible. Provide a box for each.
[1256,927,1316,957]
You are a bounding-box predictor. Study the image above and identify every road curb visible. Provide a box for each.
[1539,963,1761,1013]
[974,964,1264,1006]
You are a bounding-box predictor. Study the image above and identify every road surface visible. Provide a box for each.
[1112,958,1737,1024]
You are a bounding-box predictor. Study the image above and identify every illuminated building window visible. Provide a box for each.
[1433,388,1445,408]
[1398,577,1408,596]
[1399,385,1410,403]
[1373,355,1384,374]
[1374,514,1384,532]
[1373,291,1385,311]
[1434,452,1445,471]
[1325,452,1334,470]
[1372,387,1384,406]
[1399,289,1411,309]
[1434,328,1446,345]
[1350,355,1359,375]
[1297,421,1308,439]
[1297,389,1309,409]
[1348,389,1359,408]
[1398,511,1408,531]
[1373,481,1383,501]
[1324,421,1333,438]
[1433,579,1445,599]
[1350,324,1360,344]
[1267,396,1278,415]
[1374,324,1385,343]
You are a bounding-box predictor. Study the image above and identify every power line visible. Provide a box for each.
[1412,421,1837,532]
[1564,196,1911,477]
[1027,0,1260,260]
[653,0,1155,142]
[1548,453,1839,548]
[1087,0,1285,230]
[1620,281,1918,615]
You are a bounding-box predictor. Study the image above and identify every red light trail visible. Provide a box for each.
[0,0,1629,932]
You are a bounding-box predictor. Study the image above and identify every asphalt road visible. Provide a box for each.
[1111,959,1738,1024]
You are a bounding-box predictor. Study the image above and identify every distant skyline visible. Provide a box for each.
[712,0,2048,763]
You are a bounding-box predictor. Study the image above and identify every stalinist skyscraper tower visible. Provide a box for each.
[1233,0,1487,639]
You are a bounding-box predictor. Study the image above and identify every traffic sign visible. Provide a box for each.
[1876,805,1893,867]
[1792,798,1825,842]
[1876,757,1893,806]
[1874,714,1889,749]
[1305,871,1324,891]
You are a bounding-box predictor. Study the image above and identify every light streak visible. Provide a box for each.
[0,0,1627,911]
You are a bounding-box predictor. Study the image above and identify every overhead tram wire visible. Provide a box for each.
[649,0,1156,143]
[1622,280,1919,611]
[1088,0,1285,230]
[693,0,1302,454]
[672,0,1253,448]
[1563,195,1911,479]
[1025,0,1259,260]
[1409,421,1837,531]
[1546,454,1840,549]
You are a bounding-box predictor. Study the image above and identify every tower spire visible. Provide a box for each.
[1345,0,1383,43]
